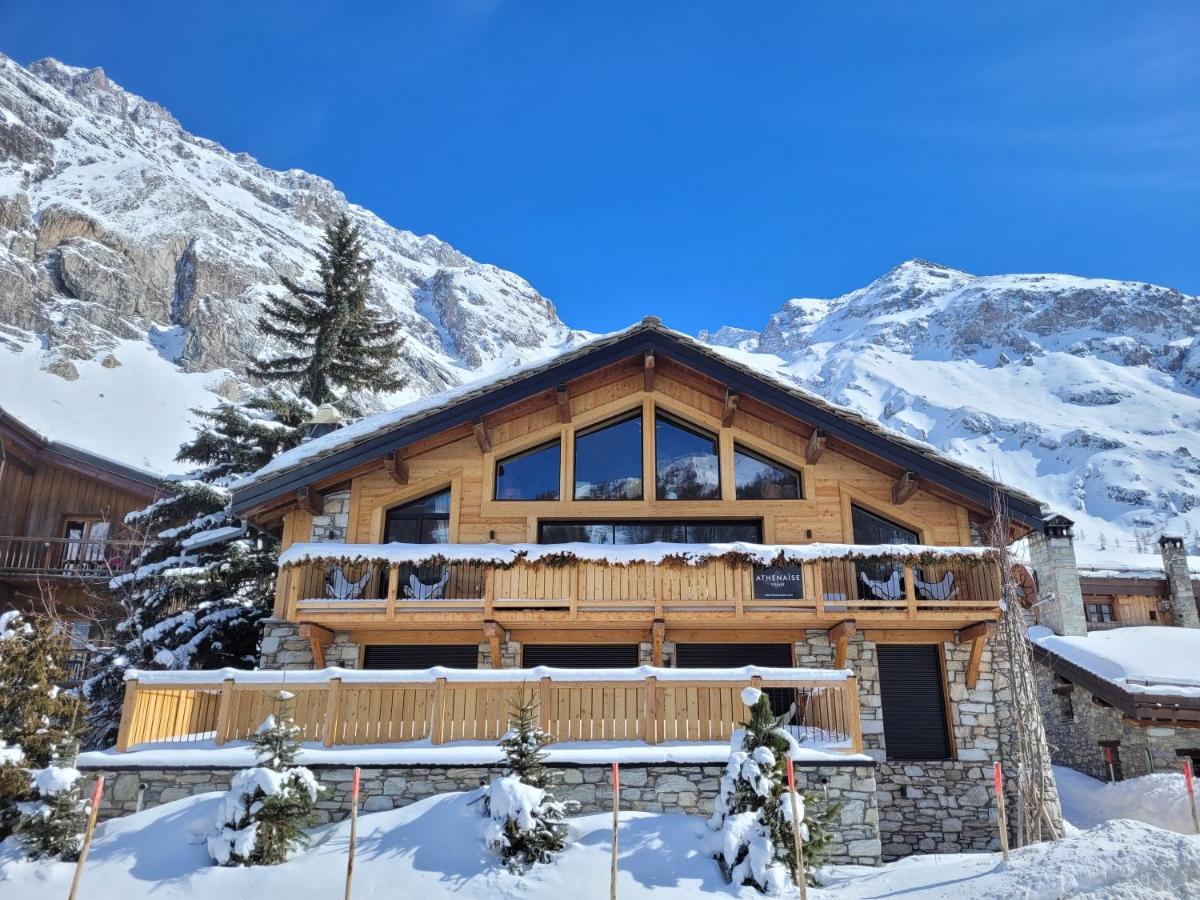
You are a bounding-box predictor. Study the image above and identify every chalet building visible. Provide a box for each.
[1028,525,1200,783]
[0,407,160,655]
[104,319,1063,862]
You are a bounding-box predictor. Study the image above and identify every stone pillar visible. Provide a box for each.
[1027,515,1087,637]
[258,618,315,669]
[1158,535,1200,628]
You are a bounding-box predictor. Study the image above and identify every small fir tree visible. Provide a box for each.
[482,691,569,872]
[208,691,322,866]
[15,750,89,861]
[0,611,86,839]
[708,689,836,893]
[252,214,406,409]
[84,392,309,749]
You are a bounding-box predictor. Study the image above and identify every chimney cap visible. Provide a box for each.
[1158,533,1185,548]
[306,403,343,426]
[1042,513,1074,538]
[641,315,663,327]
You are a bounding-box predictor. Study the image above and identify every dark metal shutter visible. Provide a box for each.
[362,644,478,669]
[522,645,639,668]
[876,644,952,760]
[674,644,795,717]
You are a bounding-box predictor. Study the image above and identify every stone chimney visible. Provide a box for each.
[1028,514,1087,637]
[1158,535,1200,629]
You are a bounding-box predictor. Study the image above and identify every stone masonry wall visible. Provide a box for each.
[84,762,881,866]
[309,490,350,544]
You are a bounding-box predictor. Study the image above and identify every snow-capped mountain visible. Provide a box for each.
[0,53,585,471]
[701,259,1200,555]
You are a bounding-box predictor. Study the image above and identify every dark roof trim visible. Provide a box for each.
[1079,576,1168,599]
[231,325,1045,526]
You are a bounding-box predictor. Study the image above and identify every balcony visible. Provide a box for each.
[276,542,1001,629]
[0,535,150,580]
[114,666,863,755]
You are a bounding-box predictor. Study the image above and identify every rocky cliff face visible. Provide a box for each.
[0,53,582,398]
[701,260,1200,552]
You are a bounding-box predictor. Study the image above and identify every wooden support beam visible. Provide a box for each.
[892,471,919,505]
[484,621,503,670]
[299,623,335,669]
[383,450,408,485]
[956,621,995,689]
[556,384,571,423]
[643,351,656,392]
[473,419,491,454]
[826,618,857,668]
[296,486,324,516]
[956,621,996,644]
[805,429,826,465]
[651,619,665,667]
[722,390,739,427]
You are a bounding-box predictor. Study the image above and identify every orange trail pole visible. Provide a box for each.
[67,775,105,900]
[610,762,619,900]
[344,766,361,900]
[993,761,1010,863]
[1184,760,1199,835]
[786,757,809,900]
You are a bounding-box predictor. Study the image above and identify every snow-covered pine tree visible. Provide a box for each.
[83,391,310,749]
[0,611,85,839]
[482,691,569,872]
[252,214,407,409]
[15,755,89,860]
[709,688,836,893]
[208,691,322,866]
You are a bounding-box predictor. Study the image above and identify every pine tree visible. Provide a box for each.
[252,214,406,408]
[709,689,836,892]
[0,611,85,839]
[84,392,309,749]
[483,691,569,872]
[15,753,89,861]
[208,691,322,866]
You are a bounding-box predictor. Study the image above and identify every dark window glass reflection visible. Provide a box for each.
[574,413,643,500]
[734,446,802,500]
[495,440,560,501]
[384,489,452,545]
[655,413,720,500]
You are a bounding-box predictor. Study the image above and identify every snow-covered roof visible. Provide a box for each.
[1073,545,1200,581]
[230,318,1047,518]
[1029,626,1200,699]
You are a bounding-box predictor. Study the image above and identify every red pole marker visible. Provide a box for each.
[785,758,808,900]
[610,763,620,900]
[68,775,105,900]
[992,762,1009,863]
[1184,760,1199,835]
[344,766,362,900]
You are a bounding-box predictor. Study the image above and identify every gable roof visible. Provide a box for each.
[229,318,1046,525]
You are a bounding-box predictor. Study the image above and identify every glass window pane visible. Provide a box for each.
[734,446,802,500]
[655,414,720,500]
[384,488,452,544]
[851,505,919,545]
[422,520,450,544]
[538,520,763,545]
[686,522,761,543]
[539,523,615,544]
[574,413,643,500]
[395,489,451,516]
[495,440,561,501]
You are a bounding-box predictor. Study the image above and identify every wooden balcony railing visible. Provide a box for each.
[115,666,863,754]
[277,543,1001,625]
[0,536,150,579]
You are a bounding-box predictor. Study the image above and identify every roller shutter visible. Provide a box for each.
[876,644,952,760]
[522,644,639,668]
[362,644,478,669]
[674,643,795,717]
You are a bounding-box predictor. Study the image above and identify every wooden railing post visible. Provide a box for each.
[483,567,496,619]
[569,566,581,619]
[385,565,399,618]
[286,566,302,619]
[846,674,864,754]
[903,563,917,618]
[653,568,664,619]
[811,562,825,616]
[214,678,235,746]
[115,676,139,752]
[322,677,343,748]
[644,675,658,744]
[539,676,552,733]
[431,677,448,745]
[733,563,745,618]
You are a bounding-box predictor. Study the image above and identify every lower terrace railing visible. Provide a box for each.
[277,541,1001,623]
[0,536,150,578]
[115,666,863,754]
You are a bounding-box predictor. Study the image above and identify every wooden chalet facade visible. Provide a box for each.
[0,408,160,637]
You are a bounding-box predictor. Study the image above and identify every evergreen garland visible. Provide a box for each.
[252,214,407,408]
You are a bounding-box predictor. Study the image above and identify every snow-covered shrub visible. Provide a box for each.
[15,761,89,860]
[208,692,322,866]
[708,688,837,893]
[482,691,569,871]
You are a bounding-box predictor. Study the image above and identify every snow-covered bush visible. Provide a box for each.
[482,691,569,871]
[208,692,322,866]
[708,688,836,893]
[15,761,89,860]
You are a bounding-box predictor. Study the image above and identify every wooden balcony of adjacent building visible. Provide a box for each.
[0,535,151,581]
[275,541,1002,632]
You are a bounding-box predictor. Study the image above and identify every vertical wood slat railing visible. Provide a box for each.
[115,671,863,754]
[0,536,151,577]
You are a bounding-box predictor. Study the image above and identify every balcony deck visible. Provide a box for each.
[276,541,1001,631]
[0,535,149,581]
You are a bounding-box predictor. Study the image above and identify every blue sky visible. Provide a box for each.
[2,1,1197,334]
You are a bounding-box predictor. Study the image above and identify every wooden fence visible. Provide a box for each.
[115,670,863,754]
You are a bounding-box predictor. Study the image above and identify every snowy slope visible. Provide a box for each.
[0,53,586,473]
[702,260,1200,557]
[0,790,1197,899]
[1054,766,1198,836]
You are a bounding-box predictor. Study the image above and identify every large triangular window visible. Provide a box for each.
[574,412,643,500]
[655,412,720,501]
[734,445,803,500]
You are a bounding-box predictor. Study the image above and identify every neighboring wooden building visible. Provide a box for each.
[1076,569,1200,629]
[0,407,162,643]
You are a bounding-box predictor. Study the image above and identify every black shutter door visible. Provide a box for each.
[876,644,952,760]
[522,645,639,668]
[674,644,795,716]
[362,644,478,669]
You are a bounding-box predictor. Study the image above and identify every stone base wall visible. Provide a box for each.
[876,761,997,858]
[83,762,881,865]
[1034,657,1200,781]
[259,618,314,669]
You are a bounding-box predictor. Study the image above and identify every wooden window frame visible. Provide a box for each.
[368,475,462,544]
[732,442,805,502]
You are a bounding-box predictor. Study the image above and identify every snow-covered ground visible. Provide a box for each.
[1055,765,1199,836]
[1,788,1197,899]
[1028,625,1200,697]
